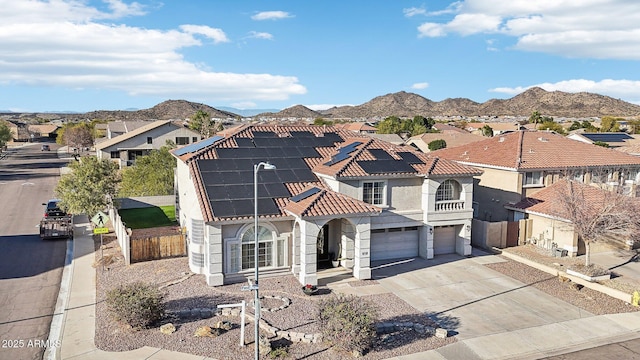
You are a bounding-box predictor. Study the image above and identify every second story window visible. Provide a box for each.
[146,136,152,144]
[362,181,385,205]
[436,179,458,201]
[524,171,543,186]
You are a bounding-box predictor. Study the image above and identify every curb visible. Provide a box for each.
[44,236,74,360]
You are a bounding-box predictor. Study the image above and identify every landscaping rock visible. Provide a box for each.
[214,320,232,331]
[258,335,271,354]
[435,328,448,338]
[160,323,176,335]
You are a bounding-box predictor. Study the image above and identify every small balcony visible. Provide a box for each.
[435,200,465,212]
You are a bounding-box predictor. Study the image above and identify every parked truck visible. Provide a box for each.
[40,199,73,240]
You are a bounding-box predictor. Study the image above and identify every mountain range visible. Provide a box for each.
[42,87,640,121]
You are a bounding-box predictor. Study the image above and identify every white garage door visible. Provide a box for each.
[371,228,419,261]
[434,226,456,255]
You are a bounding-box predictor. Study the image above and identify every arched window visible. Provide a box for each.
[436,179,461,201]
[240,225,274,270]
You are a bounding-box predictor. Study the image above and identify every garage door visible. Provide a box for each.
[371,228,419,261]
[434,226,456,255]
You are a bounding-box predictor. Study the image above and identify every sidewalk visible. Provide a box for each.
[52,220,640,360]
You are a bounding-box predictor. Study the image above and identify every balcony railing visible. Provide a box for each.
[435,200,465,212]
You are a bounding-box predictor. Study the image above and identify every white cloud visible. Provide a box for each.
[247,31,274,40]
[103,0,146,18]
[251,11,293,21]
[411,82,429,90]
[305,104,352,111]
[179,25,229,44]
[0,1,306,103]
[403,7,427,17]
[415,0,640,60]
[489,79,640,103]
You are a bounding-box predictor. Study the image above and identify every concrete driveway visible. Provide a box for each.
[327,248,640,359]
[368,249,592,341]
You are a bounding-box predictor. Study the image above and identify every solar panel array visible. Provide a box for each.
[323,141,362,166]
[198,130,343,218]
[290,187,321,203]
[173,136,223,156]
[581,133,633,143]
[357,149,419,174]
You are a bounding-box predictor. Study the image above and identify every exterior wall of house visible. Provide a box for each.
[98,124,199,166]
[528,214,578,256]
[473,168,522,221]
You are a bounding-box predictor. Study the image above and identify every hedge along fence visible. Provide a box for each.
[130,227,186,263]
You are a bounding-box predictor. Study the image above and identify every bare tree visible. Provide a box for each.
[552,179,640,266]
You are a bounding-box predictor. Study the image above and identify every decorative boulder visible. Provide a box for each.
[160,323,176,334]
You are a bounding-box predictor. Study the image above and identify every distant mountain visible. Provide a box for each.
[304,88,640,118]
[17,87,640,121]
[256,105,323,119]
[217,106,280,117]
[78,100,240,121]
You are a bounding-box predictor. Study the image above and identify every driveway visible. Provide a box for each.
[366,249,592,341]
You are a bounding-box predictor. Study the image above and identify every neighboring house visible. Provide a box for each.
[567,132,636,148]
[366,133,404,145]
[466,122,535,135]
[507,180,637,256]
[432,130,640,222]
[432,123,467,134]
[333,122,377,134]
[106,120,149,139]
[407,131,484,153]
[28,124,59,139]
[96,120,201,168]
[172,125,481,287]
[0,120,27,142]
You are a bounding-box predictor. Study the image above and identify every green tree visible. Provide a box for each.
[568,121,582,131]
[313,117,333,126]
[529,111,542,125]
[481,124,494,137]
[600,116,622,132]
[627,118,640,134]
[428,139,447,151]
[376,116,402,134]
[119,145,176,197]
[55,156,119,215]
[593,141,610,148]
[0,122,12,148]
[538,121,565,134]
[188,110,212,137]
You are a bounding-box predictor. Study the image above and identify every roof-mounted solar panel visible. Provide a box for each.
[173,136,223,156]
[290,187,321,202]
[397,152,424,164]
[323,151,350,166]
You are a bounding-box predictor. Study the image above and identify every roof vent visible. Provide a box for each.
[484,146,488,151]
[529,148,534,153]
[499,137,505,142]
[462,151,468,156]
[538,137,548,142]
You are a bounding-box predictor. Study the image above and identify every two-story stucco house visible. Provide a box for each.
[96,120,201,168]
[172,125,481,287]
[431,130,640,222]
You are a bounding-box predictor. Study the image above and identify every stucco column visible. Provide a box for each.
[419,225,434,259]
[457,221,472,256]
[206,224,224,286]
[353,222,372,280]
[298,221,319,286]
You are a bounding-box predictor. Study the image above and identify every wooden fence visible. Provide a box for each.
[131,234,186,263]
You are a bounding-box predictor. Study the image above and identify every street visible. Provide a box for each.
[0,143,68,360]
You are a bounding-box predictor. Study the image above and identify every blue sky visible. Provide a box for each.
[2,0,640,113]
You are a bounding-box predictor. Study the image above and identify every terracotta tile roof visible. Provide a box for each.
[431,130,640,170]
[179,125,481,222]
[284,186,381,218]
[407,131,484,152]
[507,180,609,220]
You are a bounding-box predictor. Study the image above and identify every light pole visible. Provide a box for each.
[253,161,276,360]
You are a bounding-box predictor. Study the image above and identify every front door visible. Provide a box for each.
[317,224,330,266]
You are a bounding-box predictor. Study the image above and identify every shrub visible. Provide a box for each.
[317,294,378,355]
[428,139,447,151]
[106,282,165,329]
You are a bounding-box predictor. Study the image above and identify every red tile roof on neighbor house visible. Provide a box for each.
[507,180,612,220]
[177,125,482,222]
[431,130,640,171]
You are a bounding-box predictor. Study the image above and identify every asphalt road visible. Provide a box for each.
[0,142,69,360]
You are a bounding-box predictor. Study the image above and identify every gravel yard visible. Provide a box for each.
[94,235,454,359]
[93,236,638,359]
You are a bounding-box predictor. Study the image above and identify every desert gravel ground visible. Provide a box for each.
[94,235,454,359]
[94,237,638,359]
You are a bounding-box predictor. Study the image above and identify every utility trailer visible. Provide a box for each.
[40,216,73,240]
